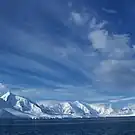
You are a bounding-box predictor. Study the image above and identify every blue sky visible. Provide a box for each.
[0,0,135,103]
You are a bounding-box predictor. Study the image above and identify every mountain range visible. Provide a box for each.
[0,92,135,119]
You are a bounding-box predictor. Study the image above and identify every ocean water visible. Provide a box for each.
[0,117,135,135]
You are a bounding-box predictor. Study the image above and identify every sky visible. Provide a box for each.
[1,0,135,103]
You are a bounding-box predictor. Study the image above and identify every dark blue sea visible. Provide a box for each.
[0,117,135,135]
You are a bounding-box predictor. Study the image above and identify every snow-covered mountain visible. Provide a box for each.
[39,100,98,118]
[89,103,115,116]
[0,92,50,118]
[1,92,43,116]
[1,92,135,118]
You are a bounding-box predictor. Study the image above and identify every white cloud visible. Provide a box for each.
[1,1,135,102]
[52,84,122,102]
[93,60,135,93]
[88,20,134,59]
[0,83,8,95]
[87,17,135,94]
[110,97,135,103]
[102,8,117,14]
[0,22,99,93]
[0,83,6,89]
[89,18,108,29]
[70,11,88,25]
[88,29,108,49]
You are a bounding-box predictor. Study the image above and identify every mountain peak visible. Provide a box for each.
[1,91,15,101]
[0,92,134,119]
[0,91,43,116]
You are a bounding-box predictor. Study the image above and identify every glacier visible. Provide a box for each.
[0,92,135,119]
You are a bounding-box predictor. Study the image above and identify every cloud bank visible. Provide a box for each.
[0,0,135,102]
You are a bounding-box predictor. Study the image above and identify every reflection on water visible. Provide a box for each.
[0,118,135,135]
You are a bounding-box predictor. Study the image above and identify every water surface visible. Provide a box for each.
[0,117,135,135]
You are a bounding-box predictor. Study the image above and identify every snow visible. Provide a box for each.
[4,108,33,118]
[89,103,114,116]
[73,101,90,114]
[1,92,135,118]
[39,100,99,117]
[1,92,43,117]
